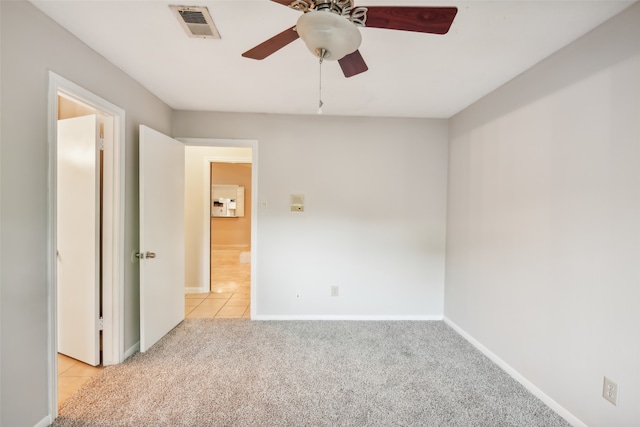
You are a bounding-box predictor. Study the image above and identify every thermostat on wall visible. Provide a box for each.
[290,194,304,212]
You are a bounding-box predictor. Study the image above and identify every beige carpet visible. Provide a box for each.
[54,319,570,427]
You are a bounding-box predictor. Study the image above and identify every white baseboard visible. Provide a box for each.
[34,415,52,427]
[443,316,586,427]
[185,286,208,294]
[252,315,443,321]
[124,341,140,360]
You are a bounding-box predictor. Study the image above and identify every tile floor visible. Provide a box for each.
[185,246,251,319]
[58,246,250,407]
[57,353,103,409]
[184,246,251,319]
[185,288,251,319]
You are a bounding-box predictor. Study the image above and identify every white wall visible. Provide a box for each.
[0,2,172,425]
[445,3,640,426]
[174,113,449,318]
[184,145,252,291]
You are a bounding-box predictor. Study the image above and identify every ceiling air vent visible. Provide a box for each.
[170,5,220,39]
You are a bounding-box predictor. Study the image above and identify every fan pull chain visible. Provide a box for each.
[317,56,324,115]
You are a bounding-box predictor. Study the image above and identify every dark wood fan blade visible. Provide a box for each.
[270,0,293,6]
[339,50,368,78]
[362,6,458,34]
[242,26,299,60]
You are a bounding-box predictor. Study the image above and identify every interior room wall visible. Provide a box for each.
[0,2,172,426]
[210,162,252,247]
[174,113,449,319]
[445,3,640,426]
[184,146,252,290]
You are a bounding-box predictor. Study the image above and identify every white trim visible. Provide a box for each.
[46,72,58,423]
[179,138,257,148]
[33,415,52,427]
[206,155,252,163]
[253,315,444,321]
[47,71,126,421]
[178,137,258,318]
[185,286,209,294]
[443,317,586,427]
[124,341,140,361]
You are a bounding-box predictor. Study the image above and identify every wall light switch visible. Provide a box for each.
[291,194,304,212]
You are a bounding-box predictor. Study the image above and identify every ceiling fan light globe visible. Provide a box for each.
[296,10,361,60]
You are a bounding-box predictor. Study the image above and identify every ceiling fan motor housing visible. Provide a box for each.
[296,9,362,60]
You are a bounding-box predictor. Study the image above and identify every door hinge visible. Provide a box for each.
[99,138,105,151]
[98,316,104,331]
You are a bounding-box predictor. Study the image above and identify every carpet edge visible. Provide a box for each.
[443,316,586,427]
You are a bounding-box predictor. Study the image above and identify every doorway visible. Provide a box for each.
[56,96,105,407]
[48,72,125,417]
[182,141,256,319]
[137,130,258,343]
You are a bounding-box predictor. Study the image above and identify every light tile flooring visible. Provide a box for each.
[58,246,251,408]
[186,246,251,318]
[185,289,251,318]
[57,353,103,409]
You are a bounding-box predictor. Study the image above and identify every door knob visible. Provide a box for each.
[145,251,156,259]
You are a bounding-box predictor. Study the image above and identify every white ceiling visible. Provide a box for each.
[31,0,636,118]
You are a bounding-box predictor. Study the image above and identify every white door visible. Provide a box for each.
[57,115,100,366]
[139,125,185,352]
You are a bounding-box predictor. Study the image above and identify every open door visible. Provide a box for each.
[139,125,185,352]
[57,115,101,366]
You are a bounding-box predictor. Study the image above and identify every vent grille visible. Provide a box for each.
[170,6,220,39]
[180,10,207,25]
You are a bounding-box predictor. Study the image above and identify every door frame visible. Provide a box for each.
[179,138,258,318]
[47,72,126,418]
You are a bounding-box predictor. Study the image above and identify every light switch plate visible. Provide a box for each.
[290,194,304,212]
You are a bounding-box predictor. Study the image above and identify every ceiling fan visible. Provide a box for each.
[242,0,458,78]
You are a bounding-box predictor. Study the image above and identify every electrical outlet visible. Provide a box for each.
[331,285,339,297]
[603,377,619,406]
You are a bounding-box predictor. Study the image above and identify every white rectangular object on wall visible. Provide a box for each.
[290,194,304,212]
[236,187,245,216]
[212,184,244,217]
